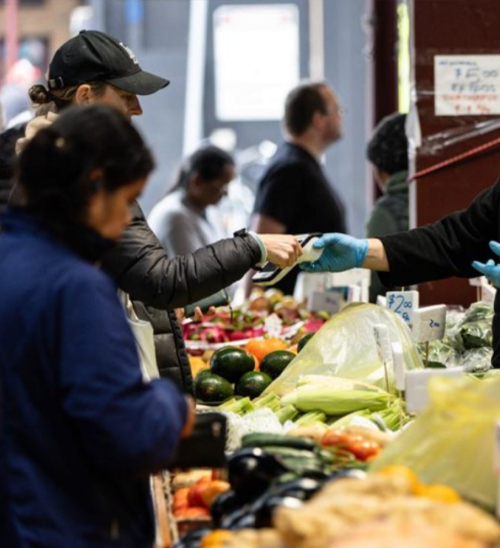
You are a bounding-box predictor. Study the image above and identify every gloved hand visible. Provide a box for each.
[472,241,500,288]
[299,233,369,273]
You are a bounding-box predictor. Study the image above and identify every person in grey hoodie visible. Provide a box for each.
[366,112,409,301]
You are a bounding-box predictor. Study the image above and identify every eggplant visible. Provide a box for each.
[254,495,304,528]
[225,511,256,530]
[327,468,367,482]
[270,477,324,500]
[173,527,212,548]
[211,490,246,528]
[227,447,288,501]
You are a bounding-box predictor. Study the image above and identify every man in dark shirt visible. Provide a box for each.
[250,81,347,295]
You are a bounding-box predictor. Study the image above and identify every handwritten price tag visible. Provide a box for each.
[412,305,447,343]
[435,55,500,116]
[386,290,419,327]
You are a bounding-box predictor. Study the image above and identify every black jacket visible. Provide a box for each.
[101,203,261,392]
[1,123,262,393]
[378,176,500,365]
[0,123,26,218]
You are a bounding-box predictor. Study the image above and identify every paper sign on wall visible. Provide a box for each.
[213,4,300,121]
[434,55,500,116]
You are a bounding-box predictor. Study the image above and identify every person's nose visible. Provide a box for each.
[129,95,143,117]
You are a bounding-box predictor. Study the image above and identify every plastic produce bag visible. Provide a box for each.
[371,374,500,510]
[265,303,422,396]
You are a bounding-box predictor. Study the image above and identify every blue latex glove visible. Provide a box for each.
[300,233,369,273]
[472,241,500,288]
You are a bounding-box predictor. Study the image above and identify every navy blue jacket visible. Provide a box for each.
[0,209,188,548]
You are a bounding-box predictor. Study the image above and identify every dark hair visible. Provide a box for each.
[29,81,108,114]
[367,112,408,175]
[284,82,328,136]
[170,145,234,193]
[17,105,154,226]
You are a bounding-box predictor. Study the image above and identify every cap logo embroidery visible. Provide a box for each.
[119,42,139,65]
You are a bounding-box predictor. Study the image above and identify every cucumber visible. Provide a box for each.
[241,432,317,451]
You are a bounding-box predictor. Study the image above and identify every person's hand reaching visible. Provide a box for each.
[259,234,303,268]
[472,241,500,288]
[300,233,368,272]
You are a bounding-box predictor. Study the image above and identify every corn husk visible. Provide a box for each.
[281,385,390,415]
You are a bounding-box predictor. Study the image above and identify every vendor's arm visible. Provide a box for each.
[377,179,500,287]
[58,269,190,475]
[302,178,500,286]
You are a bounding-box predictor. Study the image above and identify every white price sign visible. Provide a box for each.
[435,55,500,116]
[412,305,447,343]
[307,291,341,315]
[386,290,419,327]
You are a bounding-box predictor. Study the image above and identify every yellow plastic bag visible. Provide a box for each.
[371,374,500,510]
[266,303,422,396]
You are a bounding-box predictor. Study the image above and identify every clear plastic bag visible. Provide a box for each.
[264,303,422,396]
[370,374,500,510]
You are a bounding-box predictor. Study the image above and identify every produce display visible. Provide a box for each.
[420,301,493,370]
[193,345,298,403]
[182,289,328,347]
[172,296,500,548]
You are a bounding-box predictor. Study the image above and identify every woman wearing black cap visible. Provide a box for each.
[4,30,302,393]
[0,104,194,548]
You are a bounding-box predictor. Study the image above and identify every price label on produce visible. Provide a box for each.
[386,290,419,327]
[411,305,447,343]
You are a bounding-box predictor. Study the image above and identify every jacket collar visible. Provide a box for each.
[1,207,116,263]
[385,171,409,195]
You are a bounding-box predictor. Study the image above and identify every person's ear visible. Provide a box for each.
[311,110,325,131]
[188,172,202,193]
[74,84,92,106]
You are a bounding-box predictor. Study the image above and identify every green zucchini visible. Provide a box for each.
[241,432,317,451]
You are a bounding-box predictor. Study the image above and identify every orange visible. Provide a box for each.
[200,480,231,508]
[377,465,421,494]
[244,338,288,362]
[189,356,208,378]
[416,483,461,503]
[200,530,234,548]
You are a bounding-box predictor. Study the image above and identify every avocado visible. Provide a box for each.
[236,371,273,399]
[260,350,295,379]
[210,346,255,383]
[297,332,316,353]
[196,368,213,379]
[194,372,234,403]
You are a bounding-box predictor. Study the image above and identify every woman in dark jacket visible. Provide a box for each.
[8,30,301,393]
[300,177,500,367]
[0,105,194,548]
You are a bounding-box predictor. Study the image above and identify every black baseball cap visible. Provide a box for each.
[48,30,169,95]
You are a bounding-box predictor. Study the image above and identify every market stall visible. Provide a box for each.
[163,284,500,548]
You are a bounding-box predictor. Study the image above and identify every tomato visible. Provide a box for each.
[347,440,381,461]
[173,488,190,512]
[187,477,211,507]
[321,430,350,447]
[176,506,210,519]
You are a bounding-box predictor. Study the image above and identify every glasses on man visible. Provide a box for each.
[325,105,346,116]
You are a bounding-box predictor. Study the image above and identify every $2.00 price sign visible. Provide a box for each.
[386,291,419,327]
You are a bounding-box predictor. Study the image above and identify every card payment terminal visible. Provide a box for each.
[252,233,324,287]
